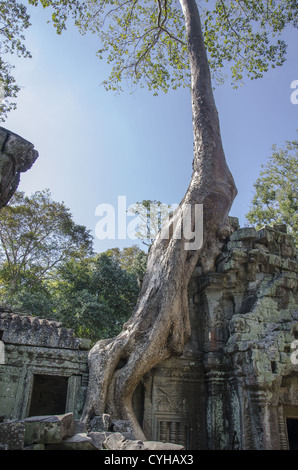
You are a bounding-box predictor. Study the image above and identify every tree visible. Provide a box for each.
[246,139,298,246]
[128,200,177,247]
[22,0,297,440]
[1,0,297,118]
[0,0,32,120]
[51,253,140,341]
[0,189,93,301]
[104,245,148,286]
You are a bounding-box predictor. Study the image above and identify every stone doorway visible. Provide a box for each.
[28,374,69,417]
[286,419,298,450]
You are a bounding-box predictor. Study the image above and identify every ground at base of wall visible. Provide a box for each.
[0,413,184,451]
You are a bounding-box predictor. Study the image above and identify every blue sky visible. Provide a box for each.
[3,3,298,253]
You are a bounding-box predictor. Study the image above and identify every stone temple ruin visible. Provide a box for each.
[0,310,90,423]
[0,220,297,450]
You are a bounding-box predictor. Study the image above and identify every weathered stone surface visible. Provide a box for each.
[0,421,25,450]
[46,433,99,450]
[90,413,111,432]
[0,310,87,350]
[0,223,297,451]
[111,419,133,434]
[141,222,298,450]
[143,440,185,450]
[88,432,113,450]
[0,127,38,208]
[0,309,89,422]
[23,413,75,445]
[103,432,184,451]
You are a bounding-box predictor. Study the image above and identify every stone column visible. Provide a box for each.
[204,352,230,449]
[246,388,274,450]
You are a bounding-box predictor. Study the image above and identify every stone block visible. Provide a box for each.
[45,433,99,450]
[23,413,75,445]
[0,420,25,450]
[88,431,113,449]
[143,441,185,450]
[103,432,185,451]
[103,433,143,450]
[111,419,133,434]
[90,413,111,432]
[230,227,258,242]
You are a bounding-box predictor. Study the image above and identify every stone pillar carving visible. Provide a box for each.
[204,352,231,449]
[246,388,274,450]
[0,340,4,365]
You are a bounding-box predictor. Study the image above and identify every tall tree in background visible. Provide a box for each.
[2,0,297,439]
[246,139,298,246]
[128,200,177,247]
[52,253,140,341]
[0,189,93,300]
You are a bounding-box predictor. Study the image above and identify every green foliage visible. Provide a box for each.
[0,0,32,120]
[50,252,140,341]
[128,199,176,246]
[1,0,297,119]
[104,245,148,285]
[202,0,297,87]
[0,189,93,298]
[28,0,84,34]
[31,0,297,92]
[246,139,298,246]
[0,189,144,341]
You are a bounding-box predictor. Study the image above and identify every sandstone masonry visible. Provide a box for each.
[135,221,298,450]
[0,221,297,450]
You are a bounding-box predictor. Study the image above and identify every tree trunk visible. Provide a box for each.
[81,0,237,440]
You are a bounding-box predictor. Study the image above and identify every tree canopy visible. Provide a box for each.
[0,0,32,120]
[28,0,298,92]
[51,252,141,341]
[246,139,298,246]
[0,0,297,119]
[0,189,145,340]
[0,189,93,297]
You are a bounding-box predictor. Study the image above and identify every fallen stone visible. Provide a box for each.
[111,419,133,434]
[0,421,25,450]
[143,441,185,450]
[45,433,99,450]
[103,433,143,450]
[88,431,113,450]
[23,413,75,445]
[74,419,87,433]
[90,413,111,432]
[103,432,185,451]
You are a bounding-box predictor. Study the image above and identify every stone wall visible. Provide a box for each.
[0,308,90,422]
[0,221,297,450]
[139,221,298,450]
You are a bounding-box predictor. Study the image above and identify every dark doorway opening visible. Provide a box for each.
[286,418,298,450]
[132,381,145,428]
[29,374,68,417]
